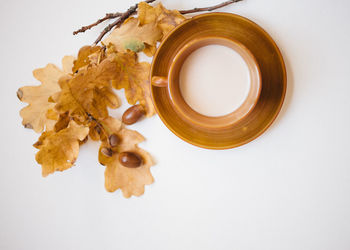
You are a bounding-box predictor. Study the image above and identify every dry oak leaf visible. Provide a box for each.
[54,112,71,132]
[110,51,155,116]
[88,119,102,141]
[54,59,120,122]
[88,112,115,142]
[72,45,105,73]
[34,120,89,177]
[98,116,154,198]
[102,17,161,54]
[46,108,59,121]
[143,43,157,57]
[17,56,74,133]
[138,2,186,38]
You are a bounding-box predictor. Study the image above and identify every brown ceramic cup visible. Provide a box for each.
[151,36,261,129]
[150,13,286,149]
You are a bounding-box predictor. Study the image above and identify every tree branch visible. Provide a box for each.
[179,0,243,14]
[73,13,123,35]
[74,0,243,45]
[93,0,156,45]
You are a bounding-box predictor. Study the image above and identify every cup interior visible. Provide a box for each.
[168,37,262,129]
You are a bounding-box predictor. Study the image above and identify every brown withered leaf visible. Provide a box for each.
[102,17,161,54]
[156,4,186,37]
[62,56,75,74]
[17,56,74,133]
[138,2,186,38]
[143,43,157,57]
[98,117,154,198]
[88,120,102,141]
[54,59,120,122]
[110,51,155,116]
[54,112,71,132]
[138,1,158,25]
[34,121,89,177]
[88,114,116,142]
[46,108,59,121]
[72,46,104,73]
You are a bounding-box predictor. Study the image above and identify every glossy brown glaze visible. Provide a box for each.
[152,36,261,129]
[150,13,287,149]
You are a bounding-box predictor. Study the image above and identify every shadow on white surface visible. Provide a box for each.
[269,46,294,130]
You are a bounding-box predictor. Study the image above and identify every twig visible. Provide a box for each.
[75,0,242,45]
[73,13,123,35]
[93,0,156,45]
[179,0,243,14]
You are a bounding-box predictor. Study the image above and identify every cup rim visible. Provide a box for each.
[167,36,262,129]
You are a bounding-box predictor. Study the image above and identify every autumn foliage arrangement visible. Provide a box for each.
[17,0,242,198]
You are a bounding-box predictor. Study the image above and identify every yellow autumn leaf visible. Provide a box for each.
[72,45,105,73]
[98,117,154,198]
[138,1,159,25]
[34,121,89,177]
[102,17,161,53]
[109,50,155,116]
[46,108,59,121]
[17,56,74,133]
[88,120,102,141]
[143,43,157,57]
[138,2,186,38]
[54,112,71,132]
[54,58,120,122]
[156,4,186,36]
[62,56,75,74]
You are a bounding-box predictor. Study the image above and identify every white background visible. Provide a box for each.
[1,0,350,249]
